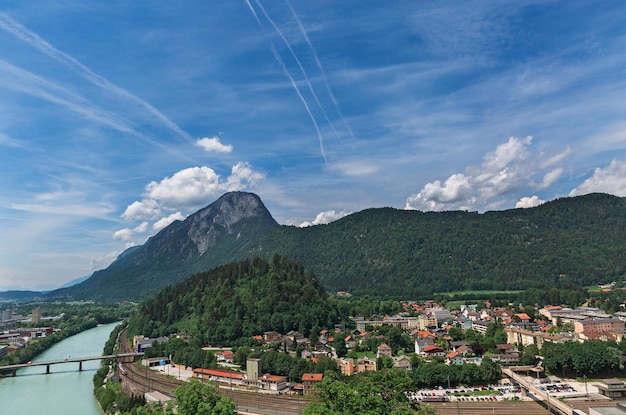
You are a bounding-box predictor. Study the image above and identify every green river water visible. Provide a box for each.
[0,322,119,415]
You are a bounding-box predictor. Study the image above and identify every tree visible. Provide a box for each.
[174,380,236,415]
[304,371,435,415]
[479,358,501,384]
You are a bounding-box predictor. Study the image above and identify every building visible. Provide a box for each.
[192,368,246,387]
[356,358,377,373]
[597,379,626,399]
[471,320,490,334]
[446,351,464,365]
[589,403,626,415]
[393,355,412,370]
[574,318,624,335]
[377,343,392,358]
[258,373,287,392]
[31,307,41,324]
[246,358,261,382]
[302,373,323,395]
[337,358,355,376]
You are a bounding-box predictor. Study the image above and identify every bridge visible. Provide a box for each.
[0,352,143,377]
[503,367,574,415]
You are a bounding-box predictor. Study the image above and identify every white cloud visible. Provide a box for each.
[330,160,379,176]
[133,221,149,233]
[195,136,233,153]
[113,228,133,241]
[538,168,563,190]
[482,136,532,171]
[112,221,149,242]
[120,163,264,235]
[405,173,473,211]
[153,212,186,232]
[405,136,571,211]
[570,160,626,197]
[516,196,545,209]
[299,210,351,227]
[121,199,162,221]
[145,166,222,209]
[225,162,265,191]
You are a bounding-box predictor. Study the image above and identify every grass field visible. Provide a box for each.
[436,290,523,297]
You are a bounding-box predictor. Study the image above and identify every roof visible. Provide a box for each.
[260,373,287,382]
[516,313,532,320]
[193,368,245,380]
[422,345,443,353]
[378,343,391,350]
[302,373,323,382]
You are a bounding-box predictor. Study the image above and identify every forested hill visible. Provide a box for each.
[251,193,626,298]
[52,192,626,302]
[127,256,338,345]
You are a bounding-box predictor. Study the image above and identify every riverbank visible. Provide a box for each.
[0,322,120,415]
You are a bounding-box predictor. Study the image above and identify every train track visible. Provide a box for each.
[427,401,550,415]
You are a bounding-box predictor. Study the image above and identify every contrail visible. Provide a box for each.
[0,12,194,145]
[286,0,354,139]
[252,0,342,143]
[271,45,327,162]
[244,0,262,25]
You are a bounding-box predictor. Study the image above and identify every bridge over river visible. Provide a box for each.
[0,352,143,376]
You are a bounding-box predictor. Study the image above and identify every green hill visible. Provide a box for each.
[51,192,626,302]
[127,255,337,344]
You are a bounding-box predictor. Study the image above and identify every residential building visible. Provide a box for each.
[356,358,377,373]
[393,355,412,370]
[337,358,355,376]
[574,318,624,335]
[302,373,323,395]
[446,351,464,365]
[377,343,392,358]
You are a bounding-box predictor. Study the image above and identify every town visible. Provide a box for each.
[116,293,626,414]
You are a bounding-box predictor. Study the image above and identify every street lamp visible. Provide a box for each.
[584,374,588,400]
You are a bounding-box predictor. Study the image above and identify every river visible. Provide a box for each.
[0,322,119,415]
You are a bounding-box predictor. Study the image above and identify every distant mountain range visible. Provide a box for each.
[42,191,626,302]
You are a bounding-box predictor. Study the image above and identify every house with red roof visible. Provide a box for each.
[302,373,324,395]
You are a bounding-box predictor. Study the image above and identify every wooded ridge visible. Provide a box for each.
[49,192,626,302]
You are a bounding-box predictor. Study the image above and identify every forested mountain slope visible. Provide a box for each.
[127,255,338,345]
[51,192,626,302]
[48,192,279,302]
[252,193,626,298]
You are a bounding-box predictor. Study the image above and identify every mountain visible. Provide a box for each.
[0,290,46,301]
[48,191,279,302]
[127,255,336,345]
[50,192,626,302]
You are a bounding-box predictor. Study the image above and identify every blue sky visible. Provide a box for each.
[1,1,626,290]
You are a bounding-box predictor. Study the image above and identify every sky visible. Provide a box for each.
[1,1,626,291]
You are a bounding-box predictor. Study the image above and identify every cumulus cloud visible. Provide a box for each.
[406,136,572,211]
[113,228,133,241]
[299,210,351,227]
[226,162,265,191]
[569,160,626,197]
[153,212,186,232]
[516,196,545,208]
[112,221,149,242]
[406,173,473,211]
[121,199,162,221]
[195,136,233,153]
[145,166,222,209]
